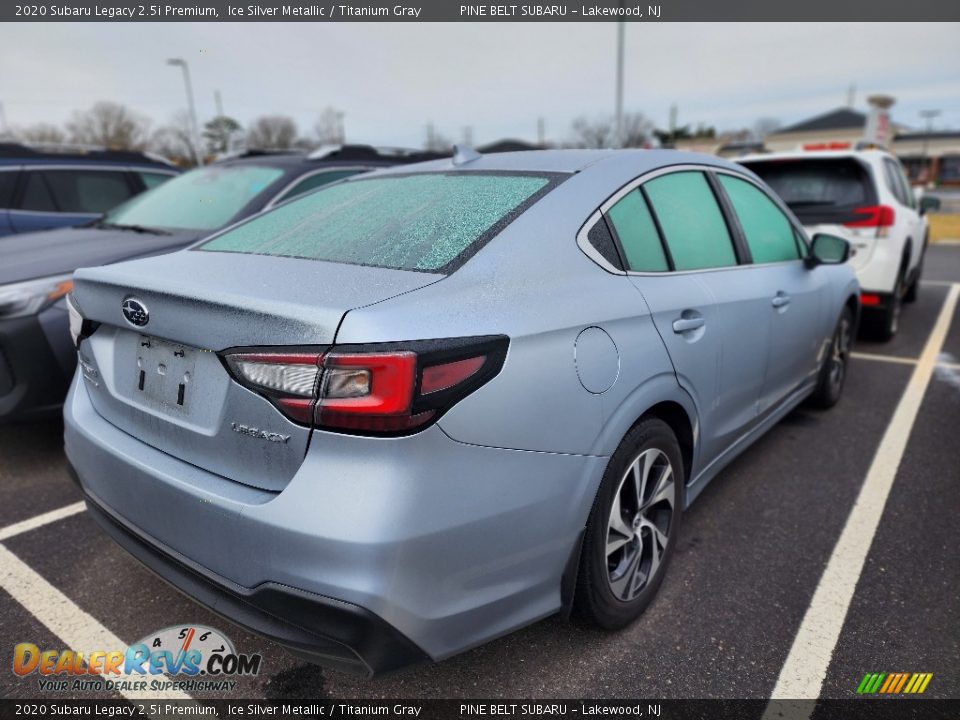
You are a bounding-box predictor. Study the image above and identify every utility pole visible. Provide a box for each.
[614,21,625,148]
[0,102,9,138]
[537,117,545,147]
[847,83,856,108]
[462,126,473,146]
[166,57,203,166]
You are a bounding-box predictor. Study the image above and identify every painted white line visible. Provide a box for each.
[0,543,194,702]
[931,239,960,247]
[849,351,918,366]
[0,501,86,542]
[765,283,960,706]
[921,278,956,285]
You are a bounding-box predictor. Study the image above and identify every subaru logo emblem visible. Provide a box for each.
[122,297,149,327]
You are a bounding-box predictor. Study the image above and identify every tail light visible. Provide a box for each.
[222,336,509,436]
[844,205,895,237]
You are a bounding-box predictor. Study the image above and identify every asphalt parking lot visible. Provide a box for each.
[1,245,958,702]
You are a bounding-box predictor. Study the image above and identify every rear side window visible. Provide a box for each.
[20,172,58,211]
[0,170,18,209]
[199,173,555,272]
[643,172,737,271]
[21,170,133,213]
[606,189,669,272]
[274,169,364,205]
[717,175,800,264]
[40,170,132,213]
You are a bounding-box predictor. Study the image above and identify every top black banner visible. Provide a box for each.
[5,0,960,22]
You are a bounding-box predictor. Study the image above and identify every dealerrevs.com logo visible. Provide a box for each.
[13,625,262,693]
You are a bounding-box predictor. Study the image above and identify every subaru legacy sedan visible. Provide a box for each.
[64,150,858,676]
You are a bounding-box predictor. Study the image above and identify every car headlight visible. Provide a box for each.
[0,274,74,319]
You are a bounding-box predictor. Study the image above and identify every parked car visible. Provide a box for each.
[0,142,178,237]
[739,149,936,340]
[0,145,442,421]
[64,149,858,676]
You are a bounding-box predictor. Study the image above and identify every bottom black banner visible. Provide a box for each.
[1,699,957,720]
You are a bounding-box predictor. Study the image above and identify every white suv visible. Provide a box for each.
[740,149,931,340]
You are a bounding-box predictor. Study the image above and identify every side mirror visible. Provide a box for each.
[920,196,941,216]
[805,233,850,268]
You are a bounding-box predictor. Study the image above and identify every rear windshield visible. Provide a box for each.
[104,165,284,231]
[197,172,555,272]
[742,158,872,207]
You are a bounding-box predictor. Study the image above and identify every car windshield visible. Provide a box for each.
[102,165,284,231]
[197,172,555,272]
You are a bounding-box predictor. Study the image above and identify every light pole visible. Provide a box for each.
[166,58,203,165]
[614,21,625,148]
[919,109,940,180]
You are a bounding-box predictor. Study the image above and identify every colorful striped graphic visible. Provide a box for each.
[857,672,933,694]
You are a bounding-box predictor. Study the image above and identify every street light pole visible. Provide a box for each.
[614,21,625,148]
[919,109,940,183]
[167,58,203,166]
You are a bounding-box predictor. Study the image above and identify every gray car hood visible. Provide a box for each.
[0,225,203,285]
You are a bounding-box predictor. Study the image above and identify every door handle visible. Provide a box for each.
[771,292,791,308]
[672,317,705,333]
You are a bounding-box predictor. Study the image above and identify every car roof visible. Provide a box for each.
[370,148,748,177]
[0,142,176,169]
[738,148,894,164]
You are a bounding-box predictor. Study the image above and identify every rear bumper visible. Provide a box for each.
[74,474,427,676]
[64,371,604,671]
[0,306,75,421]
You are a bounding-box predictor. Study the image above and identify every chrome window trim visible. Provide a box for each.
[577,163,809,276]
[263,166,372,210]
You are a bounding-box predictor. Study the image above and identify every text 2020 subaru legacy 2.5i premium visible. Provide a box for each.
[64,149,859,676]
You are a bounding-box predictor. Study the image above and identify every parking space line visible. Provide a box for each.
[0,501,86,542]
[922,278,957,284]
[766,283,960,705]
[850,352,918,366]
[0,543,195,702]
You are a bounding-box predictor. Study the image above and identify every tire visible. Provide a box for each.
[870,271,903,342]
[810,306,853,409]
[904,244,925,304]
[574,418,683,630]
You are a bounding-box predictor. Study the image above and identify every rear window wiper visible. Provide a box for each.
[88,220,171,235]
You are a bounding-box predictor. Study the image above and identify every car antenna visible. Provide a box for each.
[451,144,482,166]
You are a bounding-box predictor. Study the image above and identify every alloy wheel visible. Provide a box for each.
[829,313,852,391]
[605,448,675,602]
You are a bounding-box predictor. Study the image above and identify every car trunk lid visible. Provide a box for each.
[72,250,442,491]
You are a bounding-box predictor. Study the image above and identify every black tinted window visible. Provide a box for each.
[0,170,17,208]
[21,172,57,211]
[42,170,133,213]
[586,218,623,269]
[744,159,871,207]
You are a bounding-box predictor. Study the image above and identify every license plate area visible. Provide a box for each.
[135,335,197,412]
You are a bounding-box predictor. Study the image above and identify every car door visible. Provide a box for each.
[714,171,827,414]
[609,169,771,462]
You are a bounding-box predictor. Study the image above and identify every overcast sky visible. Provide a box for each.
[2,22,958,147]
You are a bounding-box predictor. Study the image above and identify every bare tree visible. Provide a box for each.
[752,117,781,141]
[15,123,67,145]
[149,111,198,166]
[66,101,150,149]
[568,113,654,149]
[203,115,243,155]
[246,115,299,149]
[313,107,345,145]
[620,113,656,148]
[569,115,615,149]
